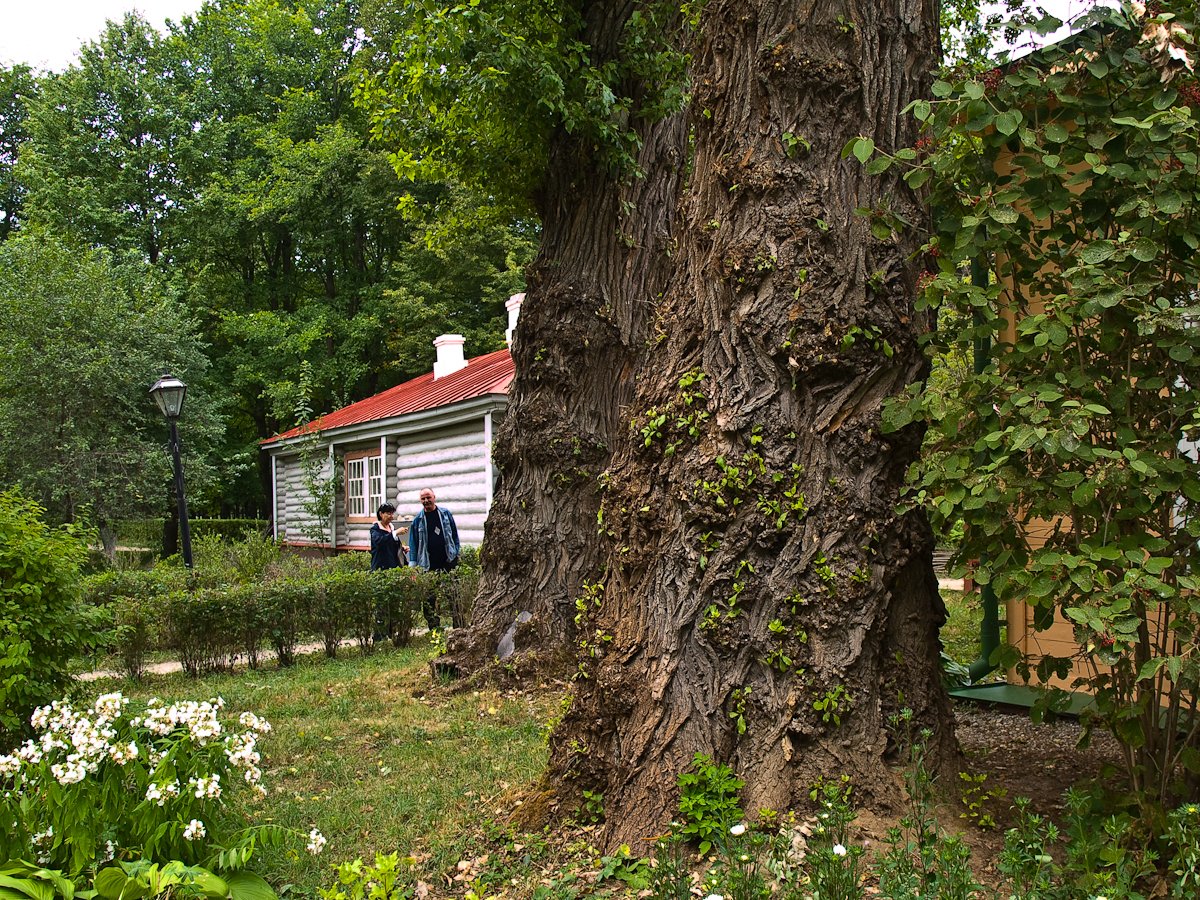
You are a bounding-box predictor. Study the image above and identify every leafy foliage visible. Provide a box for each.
[675,752,744,856]
[854,1,1200,808]
[356,0,690,213]
[0,231,218,535]
[0,490,95,742]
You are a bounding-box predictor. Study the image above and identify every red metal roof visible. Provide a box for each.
[263,348,513,445]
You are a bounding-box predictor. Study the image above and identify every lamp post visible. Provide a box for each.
[150,373,193,569]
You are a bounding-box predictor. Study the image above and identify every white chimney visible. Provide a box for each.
[433,334,467,379]
[505,292,525,345]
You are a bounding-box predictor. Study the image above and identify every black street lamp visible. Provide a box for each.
[150,373,193,568]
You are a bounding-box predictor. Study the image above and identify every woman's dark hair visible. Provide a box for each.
[377,503,396,519]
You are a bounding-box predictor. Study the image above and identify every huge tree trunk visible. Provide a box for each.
[441,5,689,673]
[544,0,956,844]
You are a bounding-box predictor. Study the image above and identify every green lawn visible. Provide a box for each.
[85,637,558,894]
[73,590,996,896]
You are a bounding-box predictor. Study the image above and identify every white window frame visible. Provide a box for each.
[345,450,383,523]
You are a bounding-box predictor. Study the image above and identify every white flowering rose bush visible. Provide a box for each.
[0,690,324,878]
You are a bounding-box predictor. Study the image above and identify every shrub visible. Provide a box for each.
[110,595,158,680]
[260,579,307,667]
[313,572,359,658]
[677,752,744,855]
[438,567,479,630]
[0,490,96,741]
[0,689,323,880]
[116,518,270,550]
[160,589,244,677]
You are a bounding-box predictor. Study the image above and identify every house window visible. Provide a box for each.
[345,451,383,522]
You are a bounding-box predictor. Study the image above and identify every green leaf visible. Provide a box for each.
[995,110,1021,136]
[865,156,892,175]
[93,871,137,900]
[990,205,1019,224]
[1129,238,1159,262]
[1157,191,1183,214]
[931,80,953,98]
[964,81,984,100]
[1137,657,1166,682]
[1044,123,1069,143]
[905,168,931,189]
[912,100,931,122]
[226,872,277,900]
[1170,344,1194,362]
[1080,241,1115,264]
[853,138,875,164]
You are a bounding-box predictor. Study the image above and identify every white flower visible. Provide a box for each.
[1131,0,1146,17]
[189,774,222,800]
[729,823,746,836]
[306,828,327,855]
[182,819,206,841]
[30,705,52,731]
[145,780,180,807]
[93,692,127,723]
[0,755,20,778]
[50,759,87,785]
[238,712,272,734]
[108,742,139,766]
[833,843,847,857]
[703,894,725,900]
[101,841,116,863]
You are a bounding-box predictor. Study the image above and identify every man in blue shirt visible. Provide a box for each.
[408,488,460,630]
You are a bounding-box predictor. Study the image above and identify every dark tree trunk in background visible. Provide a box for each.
[448,0,955,845]
[441,4,689,673]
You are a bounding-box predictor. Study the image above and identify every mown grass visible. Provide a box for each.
[74,589,993,896]
[86,635,560,894]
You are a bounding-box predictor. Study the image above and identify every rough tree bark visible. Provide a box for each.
[441,4,690,673]
[544,0,956,844]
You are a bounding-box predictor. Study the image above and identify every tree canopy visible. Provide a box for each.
[4,0,535,517]
[0,231,219,535]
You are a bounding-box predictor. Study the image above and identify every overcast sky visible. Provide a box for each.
[0,0,1120,74]
[0,1,205,72]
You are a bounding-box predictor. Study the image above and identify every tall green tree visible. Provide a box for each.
[16,0,533,513]
[366,0,952,844]
[0,231,218,549]
[19,15,187,264]
[0,63,35,241]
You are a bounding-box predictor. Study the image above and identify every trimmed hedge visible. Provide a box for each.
[83,549,475,678]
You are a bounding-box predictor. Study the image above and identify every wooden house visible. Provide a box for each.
[261,294,523,552]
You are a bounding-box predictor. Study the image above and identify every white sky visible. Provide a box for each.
[0,0,205,72]
[0,0,1121,75]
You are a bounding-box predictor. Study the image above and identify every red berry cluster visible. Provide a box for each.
[1178,81,1200,106]
[983,68,1004,92]
[916,271,936,291]
[915,136,935,154]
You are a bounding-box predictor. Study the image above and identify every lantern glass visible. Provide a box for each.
[150,374,187,419]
